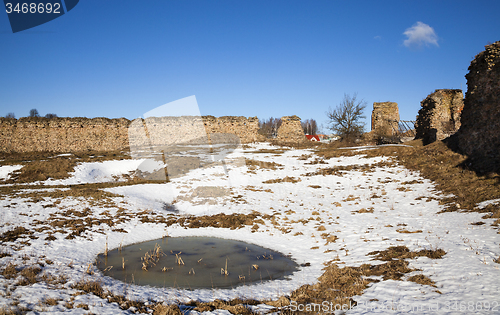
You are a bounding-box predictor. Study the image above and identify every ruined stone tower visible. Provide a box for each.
[371,102,400,135]
[456,40,500,172]
[415,89,464,144]
[276,115,306,143]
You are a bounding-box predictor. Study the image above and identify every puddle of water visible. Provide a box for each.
[96,237,299,290]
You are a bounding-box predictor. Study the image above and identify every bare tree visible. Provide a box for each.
[5,113,15,119]
[301,119,318,135]
[326,93,366,141]
[29,109,40,117]
[258,117,282,138]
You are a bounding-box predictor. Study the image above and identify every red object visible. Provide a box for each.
[305,135,320,141]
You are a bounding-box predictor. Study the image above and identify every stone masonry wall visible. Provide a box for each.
[415,89,464,144]
[371,102,399,135]
[456,40,500,172]
[0,115,289,153]
[276,115,306,143]
[128,116,262,149]
[0,117,130,153]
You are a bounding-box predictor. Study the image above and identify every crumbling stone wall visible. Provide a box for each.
[0,117,130,153]
[415,89,464,144]
[203,116,262,143]
[0,115,283,153]
[456,40,500,172]
[129,116,262,149]
[276,115,306,143]
[371,102,399,135]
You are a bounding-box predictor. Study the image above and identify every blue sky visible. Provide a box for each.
[1,0,499,133]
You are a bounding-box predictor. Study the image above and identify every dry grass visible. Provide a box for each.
[263,176,301,184]
[164,211,273,230]
[396,229,423,234]
[72,279,185,314]
[245,158,283,170]
[32,207,129,240]
[0,251,11,258]
[287,263,370,311]
[0,150,130,184]
[1,263,19,279]
[17,266,42,286]
[152,304,181,315]
[0,227,33,243]
[352,207,374,214]
[245,148,287,154]
[315,139,500,214]
[303,160,396,177]
[0,306,31,315]
[182,298,259,315]
[367,245,446,261]
[397,139,500,212]
[43,298,60,306]
[272,245,446,313]
[408,274,436,287]
[2,137,498,312]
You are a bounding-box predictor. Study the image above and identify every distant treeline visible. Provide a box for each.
[4,109,57,119]
[259,117,318,138]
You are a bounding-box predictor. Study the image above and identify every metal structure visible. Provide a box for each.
[398,120,416,137]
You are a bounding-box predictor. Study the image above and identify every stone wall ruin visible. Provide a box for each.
[0,115,304,153]
[456,40,500,173]
[371,102,400,135]
[415,89,464,144]
[276,115,306,143]
[0,117,130,153]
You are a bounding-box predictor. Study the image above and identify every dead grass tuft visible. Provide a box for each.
[43,298,60,306]
[289,263,369,309]
[0,306,31,315]
[0,227,32,243]
[10,158,77,183]
[321,233,337,244]
[308,185,321,189]
[183,298,259,315]
[0,251,11,258]
[408,274,436,287]
[367,246,446,261]
[1,263,19,279]
[263,176,301,184]
[245,158,283,170]
[353,208,374,214]
[17,266,42,285]
[73,279,152,312]
[73,280,104,297]
[396,229,423,234]
[153,303,181,315]
[166,211,272,230]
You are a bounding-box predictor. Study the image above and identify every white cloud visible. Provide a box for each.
[403,21,438,49]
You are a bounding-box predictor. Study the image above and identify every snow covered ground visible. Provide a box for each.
[0,165,23,181]
[0,142,499,314]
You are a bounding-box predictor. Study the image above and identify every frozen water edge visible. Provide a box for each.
[0,142,499,314]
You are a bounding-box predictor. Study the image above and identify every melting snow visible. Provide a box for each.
[0,143,499,314]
